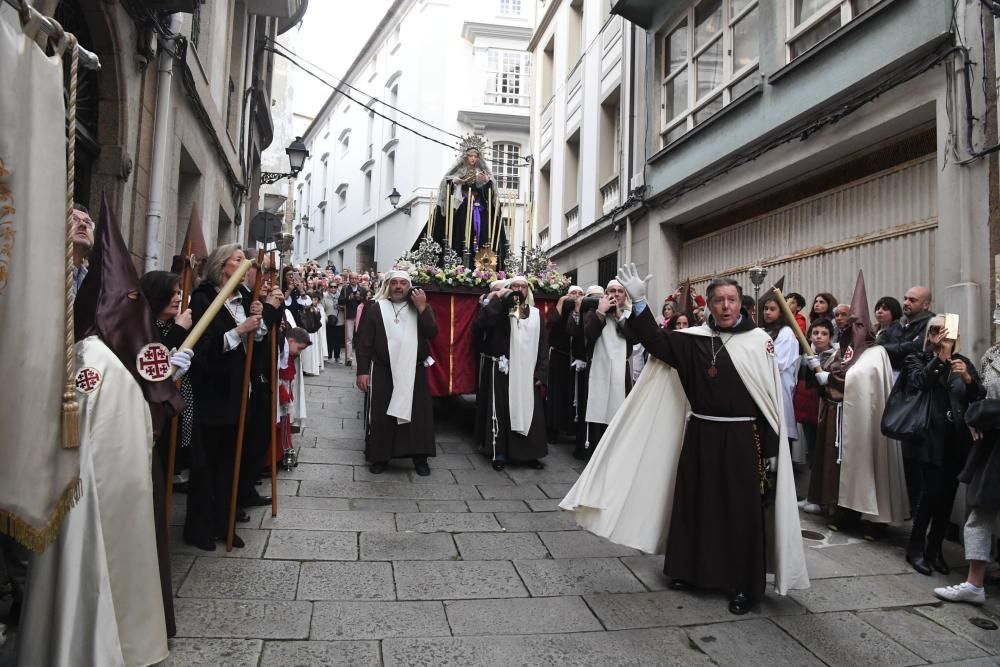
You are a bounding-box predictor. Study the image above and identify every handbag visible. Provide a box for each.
[880,370,931,440]
[298,306,322,334]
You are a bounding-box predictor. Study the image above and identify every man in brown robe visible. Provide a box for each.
[545,285,583,443]
[474,276,549,471]
[618,269,781,615]
[356,271,437,475]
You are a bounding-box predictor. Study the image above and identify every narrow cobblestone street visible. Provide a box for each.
[160,360,1000,666]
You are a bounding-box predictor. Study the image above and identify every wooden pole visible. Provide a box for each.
[774,287,816,357]
[164,239,194,531]
[226,248,267,551]
[269,251,279,518]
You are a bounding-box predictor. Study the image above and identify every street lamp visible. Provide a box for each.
[748,265,768,309]
[387,187,411,215]
[261,136,311,184]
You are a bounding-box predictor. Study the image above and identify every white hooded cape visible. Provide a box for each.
[19,336,167,667]
[561,323,810,595]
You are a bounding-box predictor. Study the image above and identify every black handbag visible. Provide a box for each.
[880,370,931,440]
[298,306,322,334]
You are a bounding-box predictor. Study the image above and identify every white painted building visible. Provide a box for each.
[293,0,539,272]
[528,0,639,287]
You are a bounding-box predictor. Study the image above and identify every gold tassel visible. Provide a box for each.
[62,391,80,449]
[0,478,81,553]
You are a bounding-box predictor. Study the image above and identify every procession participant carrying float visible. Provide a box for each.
[402,134,572,397]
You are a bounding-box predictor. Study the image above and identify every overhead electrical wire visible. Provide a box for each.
[263,43,532,169]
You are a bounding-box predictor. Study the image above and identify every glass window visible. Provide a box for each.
[487,50,531,106]
[660,0,761,147]
[694,0,723,49]
[492,142,521,191]
[500,0,522,15]
[788,0,875,60]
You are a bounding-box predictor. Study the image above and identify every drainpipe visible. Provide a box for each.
[144,12,184,272]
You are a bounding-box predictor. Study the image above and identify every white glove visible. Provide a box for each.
[616,263,652,304]
[570,359,588,372]
[805,355,821,371]
[170,348,194,379]
[815,371,830,386]
[423,357,435,368]
[767,456,778,473]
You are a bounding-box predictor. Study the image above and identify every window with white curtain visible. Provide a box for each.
[487,50,532,106]
[492,142,521,192]
[787,0,881,60]
[660,0,761,147]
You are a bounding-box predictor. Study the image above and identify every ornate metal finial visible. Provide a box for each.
[458,134,488,156]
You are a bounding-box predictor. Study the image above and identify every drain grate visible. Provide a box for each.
[801,529,826,541]
[970,618,998,631]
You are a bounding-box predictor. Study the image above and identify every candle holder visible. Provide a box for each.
[748,265,768,310]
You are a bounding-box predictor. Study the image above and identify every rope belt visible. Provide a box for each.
[481,353,501,461]
[687,413,756,422]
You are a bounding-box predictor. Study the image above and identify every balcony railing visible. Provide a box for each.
[565,205,580,234]
[601,177,620,216]
[485,91,530,107]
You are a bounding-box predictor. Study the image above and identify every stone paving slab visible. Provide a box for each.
[261,508,395,532]
[858,609,988,663]
[311,601,451,640]
[466,499,530,513]
[788,573,939,613]
[274,479,301,496]
[584,589,805,629]
[296,561,395,600]
[277,462,354,482]
[295,448,367,465]
[360,531,458,561]
[619,555,669,591]
[275,496,351,511]
[452,469,516,485]
[417,500,469,513]
[803,546,856,579]
[445,596,604,636]
[515,558,646,597]
[538,483,574,499]
[774,611,924,667]
[352,465,413,483]
[525,498,563,512]
[477,484,546,500]
[259,640,381,666]
[408,467,458,484]
[495,510,579,532]
[299,480,481,500]
[395,512,502,533]
[172,599,312,639]
[426,454,477,469]
[454,532,551,560]
[169,526,269,559]
[504,467,585,485]
[381,628,713,667]
[263,530,358,561]
[686,618,824,666]
[538,530,641,558]
[348,498,420,512]
[163,638,263,666]
[915,604,1000,654]
[811,541,913,577]
[177,558,299,600]
[171,554,195,594]
[312,436,365,450]
[395,560,529,599]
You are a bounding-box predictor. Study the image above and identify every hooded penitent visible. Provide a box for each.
[839,270,876,373]
[75,193,184,424]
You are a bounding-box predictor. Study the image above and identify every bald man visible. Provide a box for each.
[879,285,934,371]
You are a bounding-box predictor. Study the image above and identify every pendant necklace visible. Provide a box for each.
[708,332,731,378]
[392,302,408,324]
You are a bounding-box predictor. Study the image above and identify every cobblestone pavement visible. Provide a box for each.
[6,360,1000,665]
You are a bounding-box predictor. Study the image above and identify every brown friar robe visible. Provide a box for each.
[356,302,438,463]
[474,297,549,462]
[630,307,779,598]
[545,304,575,440]
[807,351,846,507]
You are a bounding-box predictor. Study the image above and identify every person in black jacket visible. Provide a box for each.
[188,245,283,549]
[339,271,369,367]
[903,315,984,576]
[880,286,935,370]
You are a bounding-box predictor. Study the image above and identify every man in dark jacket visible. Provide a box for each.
[338,271,368,367]
[879,285,934,370]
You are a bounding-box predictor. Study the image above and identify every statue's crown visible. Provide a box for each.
[458,134,488,155]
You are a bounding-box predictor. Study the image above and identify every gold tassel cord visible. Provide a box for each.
[62,34,80,448]
[0,478,82,553]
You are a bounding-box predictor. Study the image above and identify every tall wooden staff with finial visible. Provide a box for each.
[226,248,267,551]
[268,251,279,518]
[164,238,194,530]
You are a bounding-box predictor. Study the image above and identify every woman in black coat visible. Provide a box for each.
[904,315,984,575]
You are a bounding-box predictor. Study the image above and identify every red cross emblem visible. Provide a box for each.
[766,340,776,356]
[75,367,101,394]
[843,346,855,364]
[136,343,172,382]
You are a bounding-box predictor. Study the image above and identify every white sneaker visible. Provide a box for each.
[797,499,808,509]
[803,503,824,514]
[934,582,986,605]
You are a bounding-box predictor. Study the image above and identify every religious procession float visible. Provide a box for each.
[395,134,572,397]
